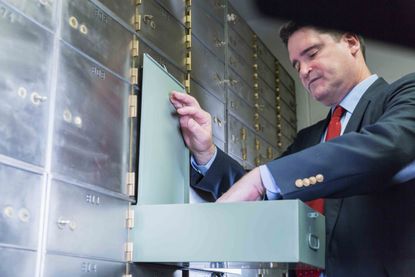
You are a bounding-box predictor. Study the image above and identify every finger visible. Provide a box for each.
[170,91,200,108]
[177,106,210,123]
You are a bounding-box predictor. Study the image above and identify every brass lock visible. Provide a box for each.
[240,128,247,141]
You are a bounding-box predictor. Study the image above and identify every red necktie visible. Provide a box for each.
[296,105,345,277]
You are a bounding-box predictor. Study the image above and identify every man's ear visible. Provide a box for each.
[343,33,360,56]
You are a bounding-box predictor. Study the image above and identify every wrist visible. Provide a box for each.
[194,144,216,165]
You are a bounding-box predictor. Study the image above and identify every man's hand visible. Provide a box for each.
[170,91,216,165]
[217,167,266,202]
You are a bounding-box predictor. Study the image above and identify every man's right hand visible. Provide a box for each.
[170,91,216,165]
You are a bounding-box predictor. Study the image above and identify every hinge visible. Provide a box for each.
[135,0,141,4]
[126,172,136,196]
[185,73,191,94]
[130,37,139,57]
[186,52,191,71]
[185,33,191,49]
[130,68,138,85]
[134,12,141,31]
[186,0,192,7]
[125,242,133,262]
[126,208,135,229]
[128,95,137,118]
[123,275,132,277]
[185,10,191,29]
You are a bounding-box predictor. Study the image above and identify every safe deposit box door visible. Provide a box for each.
[132,55,325,271]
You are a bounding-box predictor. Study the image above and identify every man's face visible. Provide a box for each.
[288,27,358,106]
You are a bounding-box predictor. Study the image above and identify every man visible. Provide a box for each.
[170,22,415,276]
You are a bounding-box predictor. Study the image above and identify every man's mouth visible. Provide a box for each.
[308,77,321,91]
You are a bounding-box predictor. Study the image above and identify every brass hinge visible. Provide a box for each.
[135,0,141,5]
[131,37,139,57]
[125,242,133,262]
[130,68,138,85]
[185,73,191,94]
[185,33,191,49]
[185,10,191,29]
[186,0,192,7]
[126,172,136,196]
[134,12,141,31]
[186,52,191,71]
[126,208,135,229]
[128,95,137,118]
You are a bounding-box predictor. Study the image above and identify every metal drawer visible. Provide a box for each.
[256,115,278,147]
[0,247,37,277]
[228,115,255,169]
[155,0,186,25]
[61,0,133,81]
[228,90,254,128]
[2,0,55,29]
[257,97,278,128]
[279,132,294,153]
[280,116,297,142]
[278,81,296,112]
[192,2,225,61]
[52,44,130,194]
[228,27,253,66]
[0,164,43,249]
[97,0,135,25]
[191,35,226,102]
[253,135,281,166]
[228,47,254,86]
[47,179,129,261]
[136,0,186,70]
[0,6,53,166]
[254,38,275,72]
[280,98,297,129]
[227,4,253,45]
[257,77,277,109]
[194,0,225,25]
[190,80,225,142]
[228,67,255,105]
[44,254,126,277]
[256,60,275,90]
[277,63,295,93]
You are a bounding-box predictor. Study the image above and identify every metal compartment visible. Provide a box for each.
[155,0,186,25]
[228,27,252,66]
[278,81,296,112]
[228,47,254,86]
[228,115,255,169]
[227,4,253,46]
[194,0,225,25]
[0,247,37,277]
[228,90,254,128]
[256,60,275,90]
[277,63,295,92]
[254,38,275,72]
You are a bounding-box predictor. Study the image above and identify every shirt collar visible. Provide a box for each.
[336,74,379,114]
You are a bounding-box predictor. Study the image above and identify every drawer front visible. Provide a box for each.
[139,41,186,84]
[47,179,129,261]
[2,0,55,29]
[277,63,295,92]
[254,38,275,72]
[0,164,43,249]
[254,135,281,166]
[227,4,253,45]
[278,81,296,111]
[192,3,225,61]
[0,5,53,165]
[228,91,254,128]
[228,115,255,169]
[257,98,277,128]
[280,98,297,128]
[0,247,37,277]
[194,0,225,25]
[190,80,225,142]
[228,67,255,105]
[52,44,130,194]
[256,115,278,146]
[228,27,253,65]
[280,116,297,141]
[257,77,277,109]
[256,60,275,90]
[191,36,226,102]
[61,0,133,81]
[136,0,186,69]
[97,0,135,25]
[228,47,253,86]
[44,254,125,277]
[279,133,294,153]
[155,0,186,25]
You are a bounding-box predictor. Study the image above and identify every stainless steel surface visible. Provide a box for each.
[257,97,278,128]
[155,0,186,25]
[0,163,43,249]
[280,116,297,141]
[280,97,297,129]
[136,0,186,70]
[258,77,277,110]
[0,247,37,277]
[255,38,275,72]
[195,0,225,25]
[44,254,126,277]
[228,27,252,66]
[61,0,133,80]
[51,44,130,194]
[278,81,296,112]
[0,4,53,166]
[228,47,254,86]
[256,115,278,146]
[47,179,128,261]
[2,0,55,29]
[192,35,226,102]
[191,79,226,142]
[192,2,225,61]
[277,63,295,92]
[228,115,255,169]
[97,0,135,25]
[228,68,255,106]
[256,60,275,90]
[227,3,253,46]
[228,90,254,128]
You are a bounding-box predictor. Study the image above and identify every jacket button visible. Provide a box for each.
[316,174,324,182]
[309,176,317,185]
[302,178,311,186]
[295,179,304,187]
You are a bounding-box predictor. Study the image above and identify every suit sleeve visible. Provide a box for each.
[267,73,415,201]
[191,147,245,200]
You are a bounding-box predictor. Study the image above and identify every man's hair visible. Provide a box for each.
[279,21,366,60]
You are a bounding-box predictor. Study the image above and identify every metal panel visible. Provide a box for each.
[132,200,325,270]
[278,81,296,112]
[257,97,278,128]
[228,27,252,66]
[279,132,293,153]
[138,54,189,205]
[51,44,130,194]
[0,247,37,277]
[277,63,295,93]
[61,0,133,80]
[256,60,275,90]
[190,80,225,142]
[227,4,253,46]
[139,41,186,84]
[44,254,125,277]
[228,115,255,169]
[136,0,186,69]
[192,2,225,61]
[255,38,275,72]
[97,0,135,25]
[155,0,186,25]
[191,35,226,102]
[228,67,255,105]
[47,179,128,261]
[0,5,53,166]
[280,98,297,129]
[2,0,55,29]
[257,77,276,110]
[254,135,281,167]
[280,116,297,141]
[0,164,43,249]
[194,0,225,25]
[228,90,254,128]
[228,47,253,86]
[256,115,278,147]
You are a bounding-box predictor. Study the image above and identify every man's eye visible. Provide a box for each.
[309,50,318,57]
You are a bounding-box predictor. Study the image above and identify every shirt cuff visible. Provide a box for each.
[190,147,218,176]
[259,164,282,200]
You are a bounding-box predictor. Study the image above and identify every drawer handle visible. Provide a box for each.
[227,13,237,23]
[215,38,226,48]
[213,116,223,127]
[308,233,320,251]
[143,14,156,29]
[57,217,77,231]
[31,92,47,105]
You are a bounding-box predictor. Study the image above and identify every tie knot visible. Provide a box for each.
[332,105,345,119]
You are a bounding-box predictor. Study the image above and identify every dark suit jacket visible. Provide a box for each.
[191,73,415,276]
